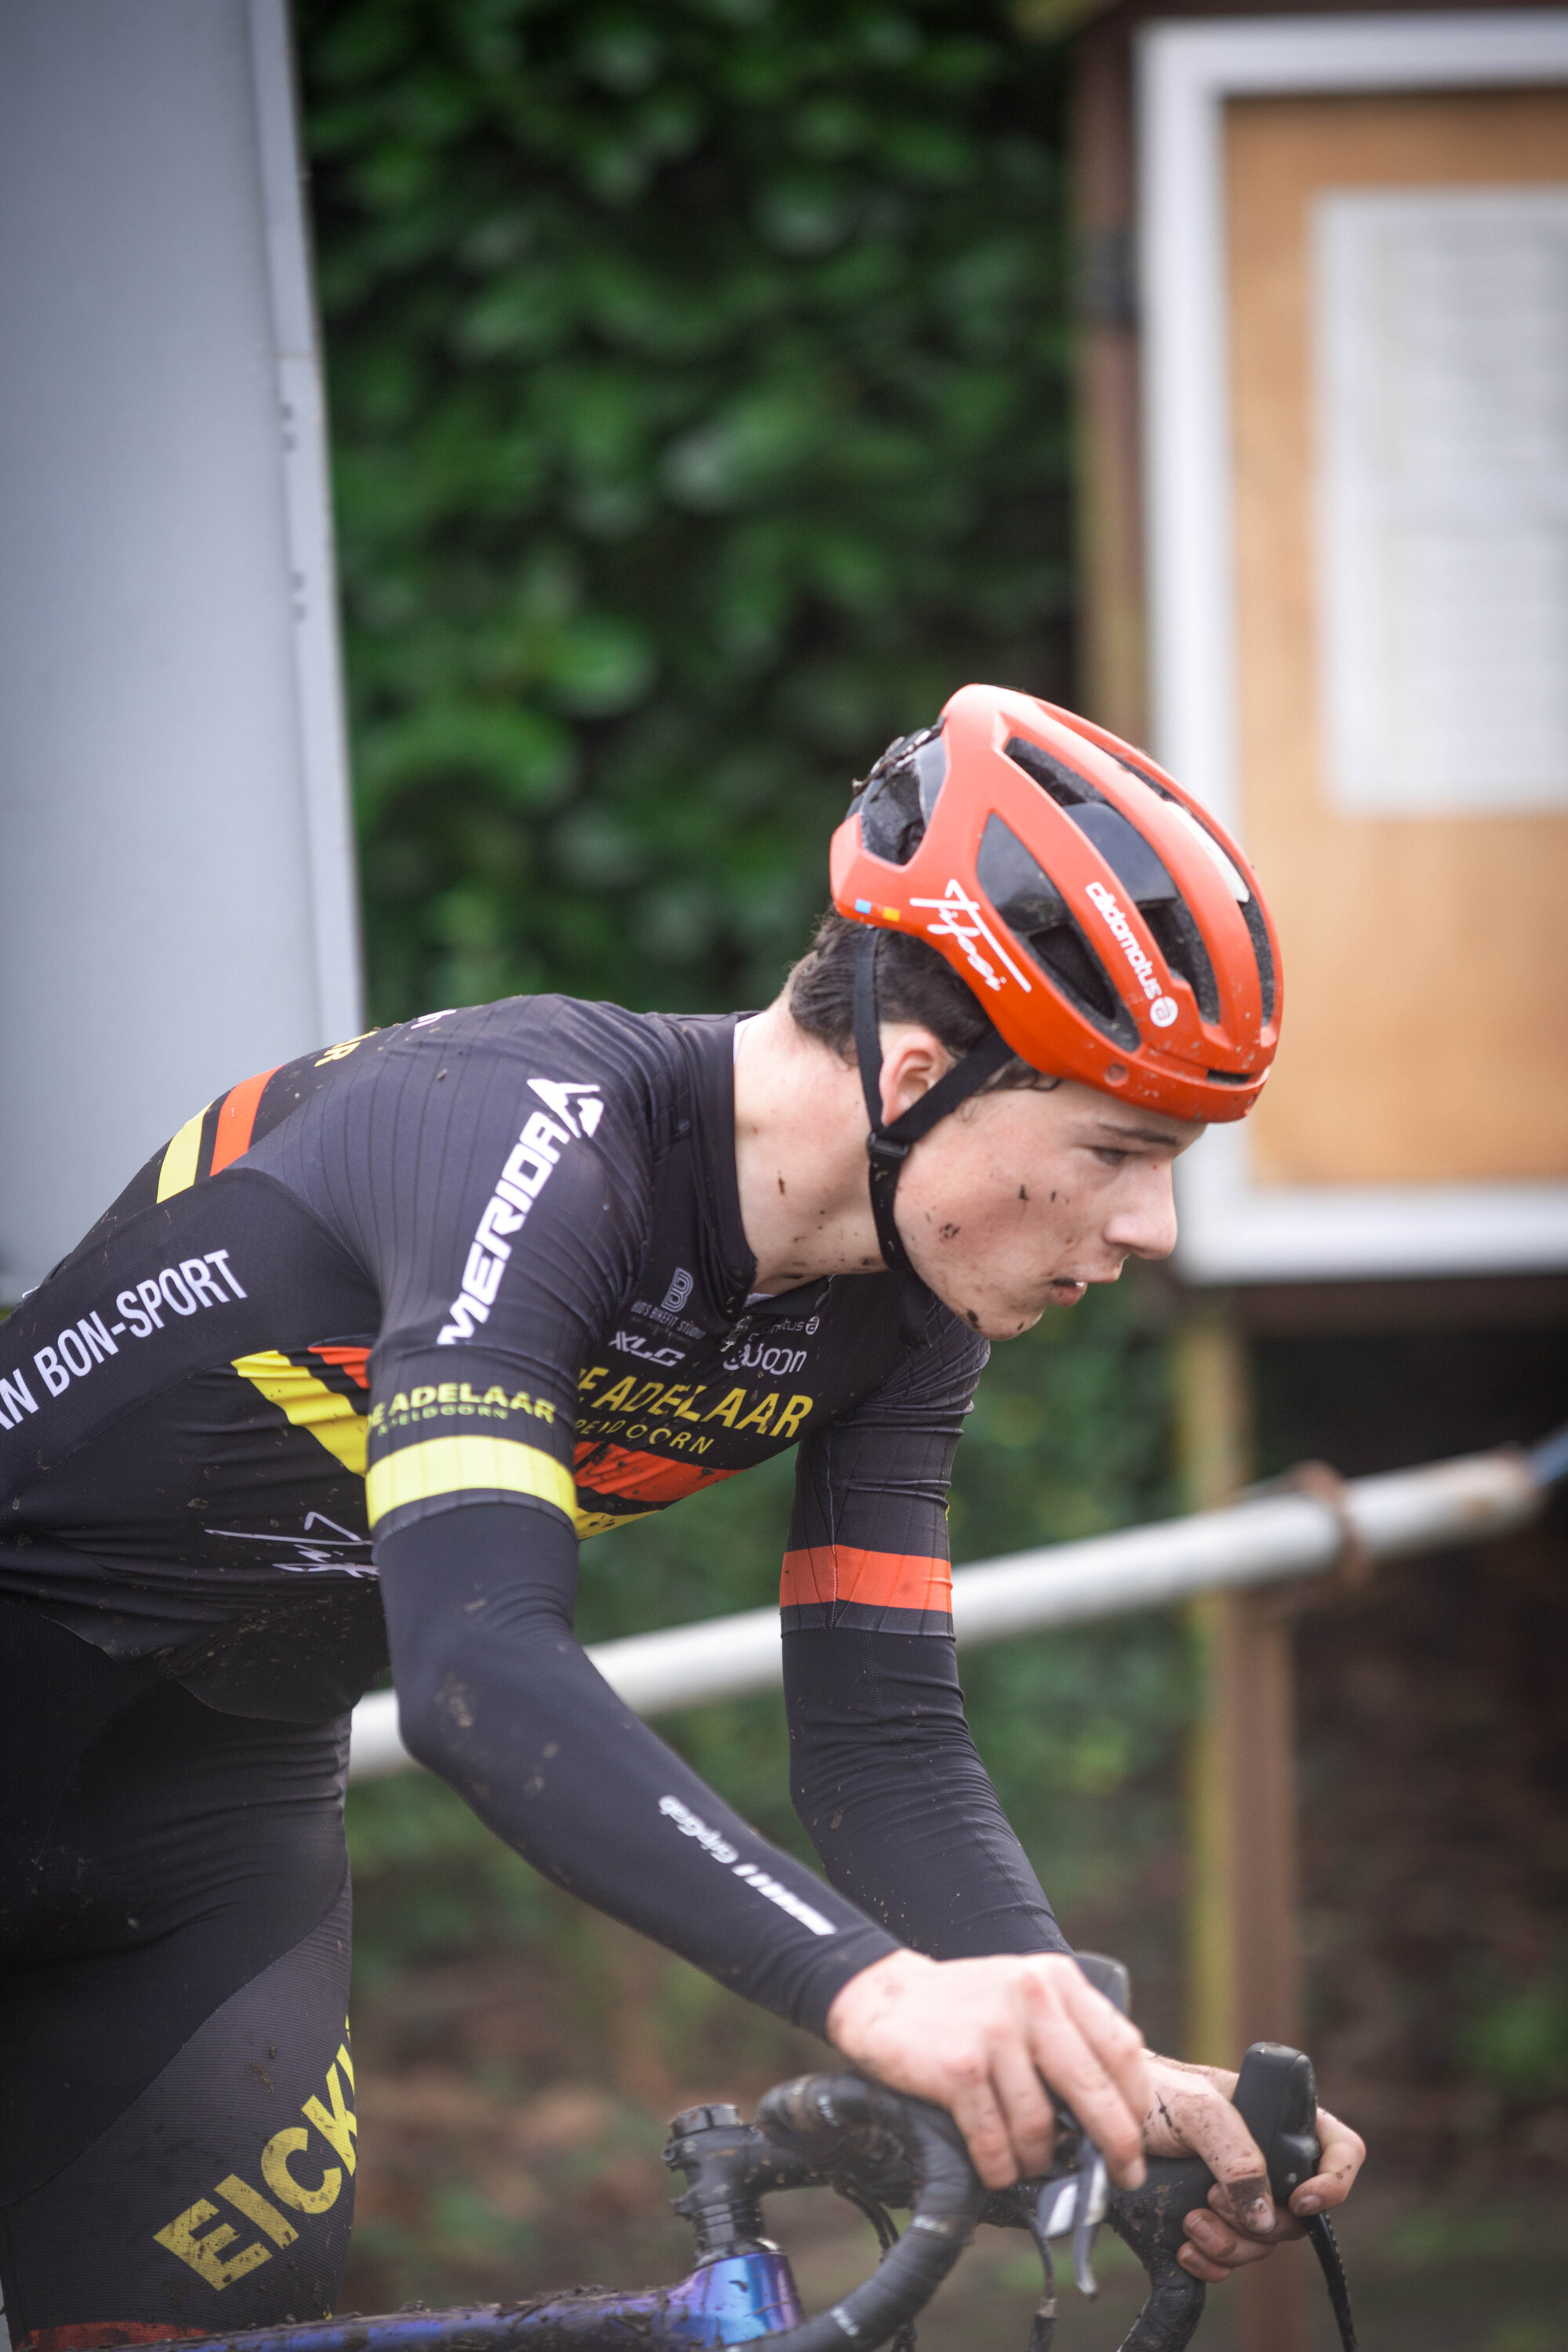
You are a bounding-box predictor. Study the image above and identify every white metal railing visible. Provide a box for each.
[347,1441,1547,1782]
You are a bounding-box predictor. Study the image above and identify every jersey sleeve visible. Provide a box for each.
[379,1502,901,2036]
[782,1307,1070,1962]
[781,1305,986,1636]
[355,1065,649,1548]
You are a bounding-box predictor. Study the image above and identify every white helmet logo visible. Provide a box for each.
[1150,996,1178,1029]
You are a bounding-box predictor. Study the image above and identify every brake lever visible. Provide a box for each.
[1026,2114,1109,2296]
[1057,1948,1130,2296]
[994,1953,1131,2307]
[1072,2145,1109,2296]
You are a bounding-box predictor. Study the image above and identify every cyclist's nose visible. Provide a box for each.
[1104,1166,1178,1262]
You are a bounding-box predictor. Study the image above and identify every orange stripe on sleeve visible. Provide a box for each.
[780,1546,953,1615]
[210,1066,281,1174]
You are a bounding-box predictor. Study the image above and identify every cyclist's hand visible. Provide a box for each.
[1136,2053,1367,2283]
[824,1948,1150,2192]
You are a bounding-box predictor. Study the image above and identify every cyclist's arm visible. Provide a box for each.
[786,1624,1069,1958]
[377,1501,897,2031]
[778,1316,1362,2227]
[782,1310,1068,1959]
[361,1071,896,2035]
[778,1316,1150,2185]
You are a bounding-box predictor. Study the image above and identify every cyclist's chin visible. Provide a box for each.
[920,1279,1083,1342]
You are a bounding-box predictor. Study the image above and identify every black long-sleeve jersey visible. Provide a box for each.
[0,997,1067,2031]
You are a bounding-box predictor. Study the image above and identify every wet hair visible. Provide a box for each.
[786,909,1056,1094]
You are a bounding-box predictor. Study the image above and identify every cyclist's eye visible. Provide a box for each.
[1091,1147,1130,1168]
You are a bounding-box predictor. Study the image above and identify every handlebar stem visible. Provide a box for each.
[663,2104,775,2264]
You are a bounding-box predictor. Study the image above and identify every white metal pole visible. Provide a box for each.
[347,1443,1542,1783]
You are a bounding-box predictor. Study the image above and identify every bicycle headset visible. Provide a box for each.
[828,681,1283,1281]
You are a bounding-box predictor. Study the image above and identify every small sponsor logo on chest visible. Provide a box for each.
[612,1330,686,1365]
[724,1338,808,1378]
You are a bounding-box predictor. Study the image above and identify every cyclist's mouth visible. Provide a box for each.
[1045,1278,1088,1305]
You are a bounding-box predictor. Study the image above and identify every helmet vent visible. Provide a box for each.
[1008,735,1186,916]
[976,812,1066,931]
[1241,895,1277,1027]
[1132,768,1274,1024]
[1027,926,1140,1049]
[1142,901,1219,1022]
[1114,750,1171,796]
[975,815,1137,1047]
[1004,734,1101,808]
[859,765,926,865]
[1067,801,1176,904]
[856,725,946,866]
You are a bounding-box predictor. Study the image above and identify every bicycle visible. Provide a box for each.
[158,1996,1357,2352]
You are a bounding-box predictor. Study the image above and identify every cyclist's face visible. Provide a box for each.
[893,1074,1203,1340]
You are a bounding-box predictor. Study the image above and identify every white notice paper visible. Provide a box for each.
[1314,186,1568,815]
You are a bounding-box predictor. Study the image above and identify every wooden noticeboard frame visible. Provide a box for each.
[1138,11,1568,1282]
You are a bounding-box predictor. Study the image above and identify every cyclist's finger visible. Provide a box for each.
[944,2069,1027,2190]
[1289,2104,1367,2217]
[1168,2094,1276,2236]
[1024,2013,1146,2188]
[1056,1965,1152,2125]
[1178,2240,1233,2285]
[1178,2209,1281,2282]
[984,2038,1059,2177]
[1202,2184,1302,2243]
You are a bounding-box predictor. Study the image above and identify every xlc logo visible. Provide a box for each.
[909,880,1033,996]
[659,1268,694,1316]
[612,1330,684,1366]
[1083,880,1177,1025]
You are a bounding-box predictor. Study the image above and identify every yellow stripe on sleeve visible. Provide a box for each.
[156,1102,212,1200]
[233,1351,368,1478]
[365,1434,576,1530]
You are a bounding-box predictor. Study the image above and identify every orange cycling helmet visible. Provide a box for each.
[831,682,1281,1126]
[828,684,1282,1292]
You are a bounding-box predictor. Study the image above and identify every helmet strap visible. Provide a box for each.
[850,929,1014,1330]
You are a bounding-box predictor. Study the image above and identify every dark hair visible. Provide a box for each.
[786,909,1054,1093]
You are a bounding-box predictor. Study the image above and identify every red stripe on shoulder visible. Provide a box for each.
[573,1442,738,1508]
[210,1065,281,1174]
[308,1344,371,1390]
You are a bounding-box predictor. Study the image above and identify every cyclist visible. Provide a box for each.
[0,685,1363,2347]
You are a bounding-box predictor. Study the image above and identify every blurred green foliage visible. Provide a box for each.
[299,0,1076,1022]
[1457,1961,1568,2099]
